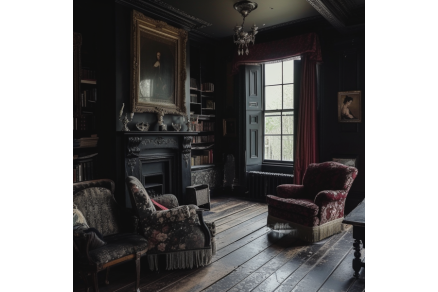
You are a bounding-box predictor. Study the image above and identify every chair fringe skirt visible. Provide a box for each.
[267,215,344,243]
[147,248,213,271]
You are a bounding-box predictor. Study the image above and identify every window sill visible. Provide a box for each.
[262,161,294,167]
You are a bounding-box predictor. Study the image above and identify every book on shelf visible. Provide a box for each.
[190,94,198,103]
[205,100,215,109]
[201,83,214,92]
[74,136,99,147]
[191,121,215,132]
[190,150,214,166]
[74,115,97,131]
[73,159,97,182]
[81,68,96,80]
[192,135,214,144]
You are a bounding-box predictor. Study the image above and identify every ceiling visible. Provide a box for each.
[158,0,365,39]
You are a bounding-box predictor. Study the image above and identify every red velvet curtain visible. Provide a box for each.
[232,32,322,184]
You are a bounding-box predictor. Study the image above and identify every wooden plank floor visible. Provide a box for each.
[73,196,365,292]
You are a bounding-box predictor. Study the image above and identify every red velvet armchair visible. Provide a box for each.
[267,161,358,242]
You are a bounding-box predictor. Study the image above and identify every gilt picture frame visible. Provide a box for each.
[131,10,187,114]
[338,90,362,123]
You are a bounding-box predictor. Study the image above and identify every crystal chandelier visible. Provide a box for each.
[233,1,258,56]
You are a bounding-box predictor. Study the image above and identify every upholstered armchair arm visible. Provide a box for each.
[153,194,180,209]
[196,208,211,248]
[314,190,348,205]
[276,184,306,199]
[141,205,191,226]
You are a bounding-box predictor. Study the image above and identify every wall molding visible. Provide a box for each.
[115,0,211,31]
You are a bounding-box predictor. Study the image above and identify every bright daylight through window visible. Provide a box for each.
[264,60,294,162]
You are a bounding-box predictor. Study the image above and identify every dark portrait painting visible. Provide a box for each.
[337,91,362,123]
[131,10,187,113]
[139,31,176,104]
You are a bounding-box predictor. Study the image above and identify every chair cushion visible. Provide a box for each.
[145,222,206,253]
[266,195,319,217]
[125,176,156,217]
[88,233,148,265]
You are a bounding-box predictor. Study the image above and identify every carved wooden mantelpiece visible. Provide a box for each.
[122,131,198,156]
[122,131,198,202]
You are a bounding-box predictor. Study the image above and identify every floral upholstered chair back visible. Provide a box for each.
[125,176,156,218]
[302,161,358,201]
[73,179,121,237]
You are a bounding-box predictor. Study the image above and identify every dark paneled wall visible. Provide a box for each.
[318,31,365,213]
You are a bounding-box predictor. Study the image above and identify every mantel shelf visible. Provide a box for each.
[118,131,199,136]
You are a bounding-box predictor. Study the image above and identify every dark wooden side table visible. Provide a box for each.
[343,199,365,278]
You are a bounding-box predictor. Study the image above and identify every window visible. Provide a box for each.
[263,60,295,162]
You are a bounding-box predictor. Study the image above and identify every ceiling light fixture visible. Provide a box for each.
[233,1,258,56]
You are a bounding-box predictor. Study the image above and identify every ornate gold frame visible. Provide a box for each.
[337,90,362,123]
[131,10,187,114]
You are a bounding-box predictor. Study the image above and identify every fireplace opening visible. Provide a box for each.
[143,173,164,197]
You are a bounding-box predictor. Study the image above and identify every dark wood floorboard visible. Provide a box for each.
[318,248,365,292]
[74,196,364,292]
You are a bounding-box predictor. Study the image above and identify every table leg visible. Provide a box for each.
[352,239,362,278]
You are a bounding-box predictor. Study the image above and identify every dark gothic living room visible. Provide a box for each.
[8,0,435,291]
[71,1,366,289]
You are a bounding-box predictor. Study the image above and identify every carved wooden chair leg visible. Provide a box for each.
[352,239,362,278]
[92,272,99,292]
[105,267,110,285]
[135,252,141,292]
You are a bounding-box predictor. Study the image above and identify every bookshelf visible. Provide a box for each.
[189,44,217,170]
[73,32,99,182]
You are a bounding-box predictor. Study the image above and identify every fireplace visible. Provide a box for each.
[123,132,197,205]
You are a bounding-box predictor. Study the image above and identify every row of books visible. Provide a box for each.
[192,135,214,143]
[80,88,97,107]
[73,160,95,182]
[201,83,214,92]
[190,94,198,103]
[205,100,215,109]
[74,115,97,131]
[81,68,96,80]
[191,150,214,166]
[196,121,215,132]
[74,136,99,148]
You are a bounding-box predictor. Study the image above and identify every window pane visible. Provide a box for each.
[265,62,282,85]
[265,113,281,134]
[282,111,294,134]
[265,85,282,110]
[265,136,281,160]
[283,84,294,109]
[282,135,294,161]
[283,60,294,84]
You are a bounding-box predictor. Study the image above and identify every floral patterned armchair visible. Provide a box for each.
[267,161,358,242]
[73,179,148,292]
[125,176,216,271]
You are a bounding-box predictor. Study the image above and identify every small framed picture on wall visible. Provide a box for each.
[338,90,362,123]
